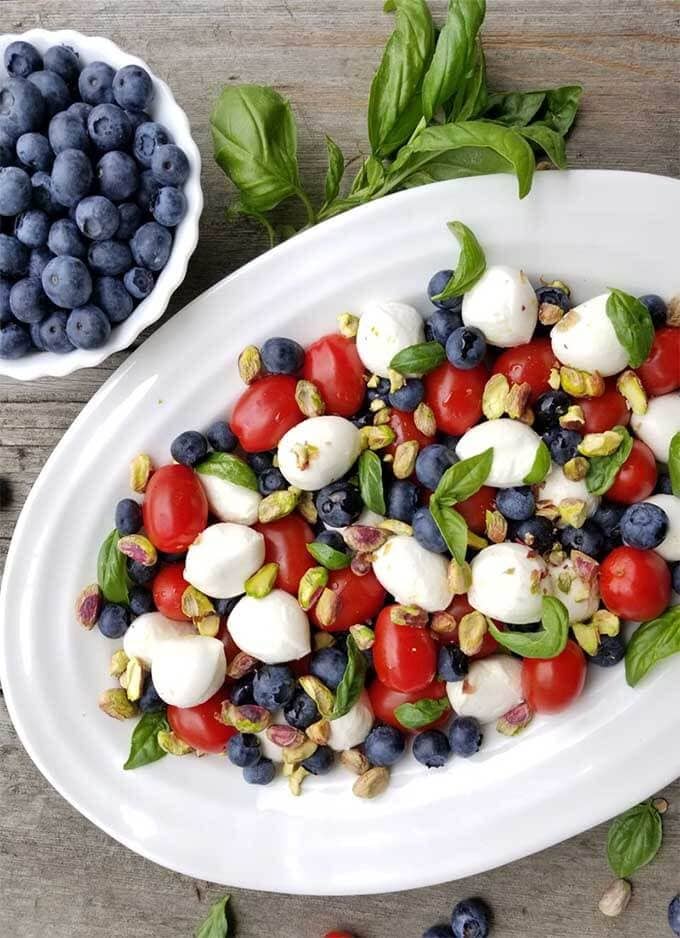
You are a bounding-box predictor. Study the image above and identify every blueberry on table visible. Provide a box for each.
[496,486,535,522]
[560,519,605,560]
[413,506,448,554]
[9,278,49,323]
[543,426,581,465]
[260,336,305,375]
[428,269,462,311]
[257,466,287,495]
[228,732,261,768]
[639,293,667,328]
[170,430,208,467]
[43,45,80,88]
[51,149,93,208]
[14,209,50,248]
[415,443,457,491]
[78,61,116,106]
[590,634,626,668]
[48,110,90,154]
[129,585,155,617]
[113,65,153,112]
[389,378,424,412]
[243,757,276,785]
[97,150,139,202]
[133,121,173,167]
[283,688,319,730]
[136,168,161,212]
[425,308,462,345]
[302,745,334,775]
[253,664,296,710]
[0,166,32,216]
[75,195,120,241]
[387,479,419,524]
[450,898,490,938]
[229,674,255,707]
[620,502,668,549]
[448,716,482,757]
[87,103,132,152]
[0,234,29,277]
[423,925,454,938]
[88,240,133,277]
[16,131,53,171]
[27,70,72,119]
[39,309,74,353]
[93,275,134,323]
[364,725,406,767]
[310,646,348,690]
[42,255,92,308]
[151,185,187,227]
[0,78,45,139]
[31,171,61,216]
[66,304,112,349]
[4,41,43,79]
[413,730,451,769]
[445,325,486,370]
[138,675,165,713]
[205,419,237,453]
[0,322,31,359]
[98,602,131,638]
[669,894,680,936]
[315,481,362,528]
[438,644,468,682]
[533,390,570,433]
[116,202,143,240]
[130,221,172,271]
[513,515,555,554]
[151,143,190,187]
[48,218,87,259]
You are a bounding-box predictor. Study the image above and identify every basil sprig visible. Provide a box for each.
[606,289,655,369]
[429,449,493,563]
[195,894,231,938]
[585,426,633,495]
[625,606,680,687]
[669,431,680,497]
[358,449,386,514]
[421,0,485,122]
[390,341,446,376]
[195,452,258,492]
[429,500,469,564]
[395,696,451,730]
[523,440,551,484]
[433,221,486,302]
[97,529,130,604]
[489,596,568,659]
[332,635,367,719]
[306,542,351,570]
[607,802,663,878]
[124,711,169,771]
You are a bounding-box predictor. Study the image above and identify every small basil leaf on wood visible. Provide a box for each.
[447,40,488,122]
[625,606,680,687]
[358,449,386,514]
[306,542,351,570]
[430,501,468,564]
[97,529,130,604]
[540,85,583,135]
[520,123,567,170]
[669,432,680,497]
[523,440,551,484]
[586,426,633,495]
[607,802,663,878]
[421,0,485,121]
[606,289,655,368]
[124,711,169,771]
[322,135,345,206]
[195,452,258,492]
[434,448,493,505]
[484,90,546,127]
[433,221,486,301]
[390,340,446,376]
[195,894,231,938]
[395,696,451,730]
[332,635,367,719]
[489,596,568,659]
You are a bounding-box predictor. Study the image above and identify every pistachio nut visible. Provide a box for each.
[220,703,272,734]
[181,585,215,620]
[297,489,318,524]
[557,498,588,529]
[342,525,389,553]
[413,402,436,436]
[366,373,381,389]
[598,879,632,918]
[616,369,648,415]
[295,379,325,418]
[258,487,301,523]
[485,509,508,544]
[196,614,220,637]
[592,609,620,636]
[117,533,157,567]
[379,519,413,536]
[157,730,193,756]
[297,566,329,611]
[350,553,373,577]
[482,373,510,420]
[369,397,387,413]
[556,570,574,594]
[306,718,331,746]
[467,530,488,550]
[124,656,144,702]
[548,367,562,390]
[337,312,359,338]
[388,368,406,393]
[496,701,534,737]
[536,501,561,522]
[573,623,599,656]
[298,675,335,718]
[267,724,306,749]
[458,611,488,656]
[529,568,545,595]
[314,587,339,628]
[288,765,309,797]
[559,404,585,431]
[430,610,458,638]
[519,406,535,427]
[349,623,375,651]
[238,345,263,384]
[547,546,567,567]
[281,738,318,765]
[538,301,564,326]
[382,453,394,464]
[541,277,571,296]
[560,366,605,398]
[245,562,279,599]
[341,748,370,776]
[563,456,589,482]
[129,453,153,493]
[505,382,532,421]
[571,549,600,583]
[313,631,336,651]
[226,651,259,679]
[578,430,622,458]
[109,649,129,678]
[291,443,318,471]
[98,688,138,720]
[390,604,429,628]
[392,440,420,479]
[373,407,392,426]
[571,578,590,603]
[282,761,295,778]
[358,424,396,451]
[353,766,390,799]
[667,295,680,327]
[447,559,472,595]
[75,583,102,629]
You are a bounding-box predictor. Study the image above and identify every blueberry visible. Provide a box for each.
[31,171,61,216]
[9,277,49,323]
[48,218,87,258]
[423,925,454,938]
[4,42,42,79]
[125,109,151,131]
[78,61,115,106]
[51,148,93,207]
[88,239,133,276]
[213,595,240,616]
[228,732,261,768]
[66,304,111,349]
[130,221,172,271]
[29,320,45,350]
[170,430,208,467]
[98,602,131,638]
[0,322,31,358]
[243,757,276,785]
[138,676,165,713]
[133,121,173,167]
[496,486,535,522]
[206,419,237,453]
[136,168,161,212]
[366,376,390,404]
[387,479,419,523]
[514,516,555,554]
[0,233,29,276]
[448,716,482,757]
[253,664,296,710]
[639,293,667,328]
[16,132,53,171]
[246,450,274,474]
[0,144,13,167]
[620,502,668,549]
[413,506,448,554]
[112,64,153,112]
[93,275,134,323]
[127,557,158,585]
[592,502,624,548]
[533,390,571,433]
[415,443,457,490]
[260,336,304,375]
[314,529,347,553]
[536,284,571,312]
[96,150,139,202]
[438,644,468,682]
[129,585,155,617]
[151,185,187,227]
[43,45,80,87]
[75,195,120,241]
[42,255,92,308]
[425,308,463,344]
[67,102,93,124]
[302,745,334,775]
[15,208,49,248]
[116,202,143,240]
[673,563,680,595]
[258,466,287,495]
[656,474,673,495]
[283,687,319,730]
[48,111,90,154]
[388,378,424,411]
[428,269,462,311]
[669,894,680,936]
[310,646,348,690]
[39,309,74,353]
[543,426,581,465]
[316,481,362,528]
[560,519,605,559]
[0,77,45,140]
[364,724,406,767]
[27,70,71,119]
[451,898,490,938]
[151,143,189,187]
[87,103,132,153]
[413,730,451,768]
[590,634,626,667]
[446,326,486,370]
[0,166,31,215]
[230,674,255,706]
[0,277,11,322]
[27,247,54,281]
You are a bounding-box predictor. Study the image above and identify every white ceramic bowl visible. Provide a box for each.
[0,29,202,380]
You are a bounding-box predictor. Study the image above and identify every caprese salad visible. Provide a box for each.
[77,220,680,797]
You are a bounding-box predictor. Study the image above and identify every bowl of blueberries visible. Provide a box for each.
[0,29,202,379]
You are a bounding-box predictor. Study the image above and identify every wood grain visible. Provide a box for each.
[1,1,679,935]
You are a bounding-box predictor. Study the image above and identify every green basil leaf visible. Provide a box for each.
[447,40,488,122]
[195,452,258,492]
[400,146,512,188]
[358,449,386,514]
[306,542,351,571]
[523,440,552,484]
[625,606,680,687]
[488,596,568,659]
[323,135,345,206]
[607,803,663,878]
[389,340,446,376]
[97,529,130,604]
[484,90,547,127]
[434,448,493,505]
[540,85,583,135]
[421,0,485,121]
[430,501,468,564]
[195,894,231,938]
[211,85,301,213]
[124,711,169,771]
[348,155,387,197]
[332,635,367,719]
[433,221,486,302]
[606,289,655,368]
[367,0,435,158]
[586,426,633,495]
[520,122,567,170]
[395,696,451,730]
[669,432,680,497]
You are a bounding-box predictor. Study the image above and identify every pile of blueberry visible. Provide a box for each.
[0,39,190,359]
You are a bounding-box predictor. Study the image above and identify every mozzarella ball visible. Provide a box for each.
[123,612,195,667]
[227,589,311,664]
[630,392,680,463]
[447,656,523,724]
[184,523,264,599]
[327,691,374,751]
[548,557,600,623]
[151,636,226,708]
[198,472,261,525]
[644,494,680,562]
[356,300,425,377]
[468,542,551,624]
[277,416,361,491]
[461,266,537,347]
[372,535,453,612]
[550,293,629,376]
[538,463,600,518]
[455,419,543,489]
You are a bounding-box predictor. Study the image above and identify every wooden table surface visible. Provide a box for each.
[1,1,679,935]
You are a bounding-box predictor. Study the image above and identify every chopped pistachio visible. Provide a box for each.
[366,373,381,389]
[220,703,271,733]
[226,651,259,679]
[282,761,295,778]
[617,370,648,415]
[238,345,263,384]
[343,525,389,552]
[298,675,335,718]
[267,724,306,748]
[541,278,571,296]
[388,368,405,393]
[245,562,279,599]
[482,373,510,420]
[98,688,138,720]
[447,559,472,595]
[667,295,680,327]
[297,490,318,524]
[578,430,623,458]
[157,730,193,756]
[563,456,589,481]
[306,718,331,746]
[292,442,318,470]
[573,623,599,656]
[353,766,390,799]
[598,879,632,918]
[313,631,335,651]
[560,366,605,398]
[124,656,144,702]
[548,367,562,390]
[181,585,215,619]
[75,583,102,630]
[556,570,574,594]
[196,614,220,637]
[496,701,534,736]
[390,604,428,628]
[538,301,564,326]
[430,610,458,638]
[359,425,396,451]
[369,397,387,413]
[558,498,588,529]
[547,546,567,567]
[297,566,329,610]
[373,407,393,426]
[258,487,301,523]
[129,453,153,493]
[314,587,339,628]
[458,611,488,655]
[295,379,325,417]
[341,748,370,776]
[117,533,157,567]
[109,649,129,678]
[536,501,561,522]
[519,406,535,427]
[337,312,359,338]
[413,402,436,436]
[592,609,620,636]
[393,440,419,479]
[505,382,532,421]
[288,766,309,796]
[379,519,413,536]
[349,624,375,651]
[559,404,585,431]
[281,738,318,765]
[485,509,508,544]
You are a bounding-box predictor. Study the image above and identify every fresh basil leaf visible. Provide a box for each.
[323,135,345,206]
[433,221,486,301]
[669,432,680,497]
[332,635,367,719]
[97,529,130,604]
[489,596,568,659]
[306,542,351,571]
[400,145,512,187]
[395,696,451,730]
[540,85,583,135]
[520,122,567,169]
[447,40,488,122]
[484,90,546,127]
[390,340,446,376]
[124,711,169,771]
[434,448,493,505]
[367,0,435,159]
[358,449,386,514]
[607,802,662,878]
[606,289,655,368]
[625,606,680,687]
[586,426,633,496]
[195,452,258,492]
[430,501,468,564]
[523,440,551,484]
[349,155,387,196]
[195,894,231,938]
[421,0,485,121]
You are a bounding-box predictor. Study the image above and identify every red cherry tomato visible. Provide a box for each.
[230,375,302,452]
[152,563,191,621]
[492,337,557,403]
[368,677,448,731]
[606,439,657,504]
[580,379,630,434]
[455,485,496,535]
[254,514,315,594]
[324,932,355,938]
[373,605,438,694]
[424,361,488,435]
[167,688,235,754]
[600,546,671,621]
[302,334,366,417]
[291,652,312,678]
[521,640,586,714]
[142,464,208,553]
[637,327,680,396]
[387,408,433,456]
[310,567,386,632]
[434,595,500,658]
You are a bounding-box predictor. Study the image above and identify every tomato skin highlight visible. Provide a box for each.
[580,379,630,434]
[152,563,191,621]
[230,375,302,452]
[522,640,586,714]
[142,464,208,553]
[373,605,438,694]
[606,439,657,505]
[253,514,315,595]
[600,546,671,621]
[387,408,433,456]
[309,567,386,632]
[636,327,680,396]
[368,677,448,731]
[455,485,496,535]
[425,361,488,435]
[492,337,557,403]
[167,688,235,754]
[302,334,366,417]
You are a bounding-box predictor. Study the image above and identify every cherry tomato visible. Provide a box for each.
[230,375,302,452]
[373,605,438,694]
[521,640,586,714]
[492,337,557,403]
[167,688,235,754]
[309,567,386,632]
[324,932,355,938]
[606,439,657,504]
[434,595,500,658]
[368,677,448,731]
[291,652,312,678]
[302,334,366,417]
[637,327,680,396]
[152,563,191,621]
[254,514,315,594]
[387,408,433,456]
[424,361,488,435]
[455,485,496,535]
[142,464,208,553]
[600,546,671,621]
[580,379,630,434]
